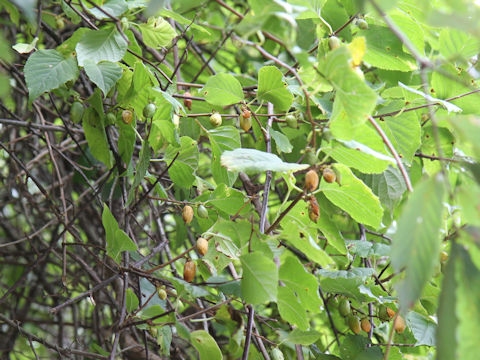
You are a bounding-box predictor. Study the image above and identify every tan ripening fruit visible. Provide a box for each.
[386,307,396,319]
[322,168,336,183]
[183,260,196,282]
[308,196,319,223]
[394,315,406,333]
[182,205,194,224]
[121,109,133,124]
[305,170,319,192]
[347,315,361,334]
[361,317,371,333]
[196,237,208,256]
[184,91,192,110]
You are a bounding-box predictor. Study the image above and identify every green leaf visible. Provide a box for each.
[83,60,122,97]
[391,175,445,311]
[320,164,383,228]
[117,121,136,165]
[76,27,128,67]
[126,288,139,312]
[279,256,322,312]
[454,244,480,360]
[88,0,128,19]
[158,9,211,35]
[201,73,244,106]
[165,136,199,188]
[318,47,377,140]
[209,184,247,217]
[277,286,309,330]
[340,335,383,360]
[281,329,321,346]
[408,311,436,346]
[82,108,114,168]
[257,66,293,111]
[439,28,480,59]
[221,148,309,173]
[102,204,137,263]
[240,252,278,304]
[190,330,222,360]
[270,129,293,153]
[208,126,240,186]
[358,25,417,71]
[138,17,177,48]
[127,141,151,205]
[24,49,79,101]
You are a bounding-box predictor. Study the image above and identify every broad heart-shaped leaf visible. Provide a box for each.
[281,329,321,346]
[318,47,377,140]
[357,25,417,71]
[88,0,128,19]
[208,126,240,186]
[327,124,394,174]
[83,60,122,97]
[165,136,199,188]
[190,330,222,360]
[82,108,114,168]
[76,27,128,67]
[408,312,436,346]
[138,16,177,48]
[391,174,445,312]
[240,252,278,305]
[279,202,333,266]
[24,49,79,101]
[317,268,376,303]
[320,164,383,228]
[277,286,309,330]
[279,255,322,312]
[257,66,293,111]
[209,184,247,217]
[378,111,421,164]
[439,28,480,59]
[102,204,137,263]
[201,73,244,106]
[340,335,383,360]
[221,148,309,173]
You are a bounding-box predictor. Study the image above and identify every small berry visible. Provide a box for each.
[157,288,167,300]
[328,36,341,50]
[197,205,208,219]
[347,315,361,334]
[305,170,319,192]
[210,112,222,127]
[339,299,351,317]
[285,115,297,128]
[143,103,156,118]
[323,168,336,183]
[182,205,194,224]
[394,315,406,333]
[361,317,371,333]
[184,91,192,110]
[239,114,252,131]
[183,260,196,283]
[122,110,133,124]
[196,237,208,256]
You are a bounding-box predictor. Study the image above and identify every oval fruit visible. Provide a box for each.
[271,348,284,360]
[122,109,133,125]
[328,36,341,50]
[347,315,361,334]
[70,101,84,123]
[285,115,297,128]
[322,168,336,183]
[394,315,406,333]
[308,196,319,223]
[357,19,369,30]
[361,317,371,333]
[183,260,196,282]
[239,114,252,132]
[378,305,390,322]
[56,17,65,29]
[305,170,319,192]
[143,103,156,118]
[157,288,167,300]
[197,205,208,219]
[182,205,194,224]
[210,112,222,127]
[196,237,208,256]
[386,307,396,319]
[305,150,317,165]
[339,299,351,317]
[241,109,251,119]
[184,91,192,110]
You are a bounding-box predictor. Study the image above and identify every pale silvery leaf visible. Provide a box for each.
[221,149,309,173]
[398,82,462,113]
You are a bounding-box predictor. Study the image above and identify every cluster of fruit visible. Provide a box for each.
[333,297,406,335]
[181,205,210,283]
[304,168,339,222]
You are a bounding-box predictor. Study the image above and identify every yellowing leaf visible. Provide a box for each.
[348,36,366,67]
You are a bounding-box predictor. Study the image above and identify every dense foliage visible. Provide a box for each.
[1,0,480,359]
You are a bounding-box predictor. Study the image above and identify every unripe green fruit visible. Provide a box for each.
[285,115,297,128]
[122,110,133,124]
[378,305,390,322]
[328,36,341,50]
[305,150,317,165]
[239,114,252,132]
[322,127,333,142]
[197,205,208,218]
[347,315,361,334]
[157,288,167,300]
[357,19,368,30]
[106,112,116,125]
[271,348,284,360]
[56,17,65,29]
[339,299,351,317]
[210,112,222,127]
[70,102,84,123]
[143,103,156,118]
